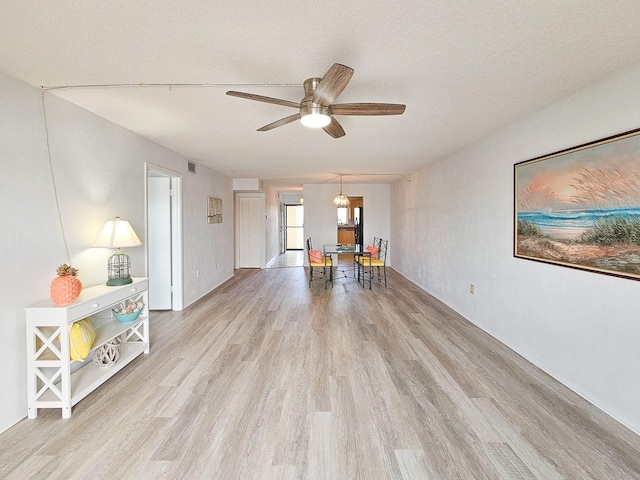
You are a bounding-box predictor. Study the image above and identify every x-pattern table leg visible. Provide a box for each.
[33,326,63,360]
[34,367,63,401]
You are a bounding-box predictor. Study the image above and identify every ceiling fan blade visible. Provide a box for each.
[257,114,300,132]
[322,117,346,138]
[331,103,406,116]
[312,63,354,107]
[226,91,300,109]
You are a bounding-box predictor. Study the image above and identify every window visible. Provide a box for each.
[337,207,348,225]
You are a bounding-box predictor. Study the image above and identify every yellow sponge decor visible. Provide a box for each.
[68,318,96,361]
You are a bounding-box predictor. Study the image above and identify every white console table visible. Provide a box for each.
[25,277,149,419]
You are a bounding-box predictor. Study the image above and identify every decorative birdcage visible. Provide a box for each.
[106,251,132,286]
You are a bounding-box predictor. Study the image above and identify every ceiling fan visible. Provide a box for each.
[226,63,406,138]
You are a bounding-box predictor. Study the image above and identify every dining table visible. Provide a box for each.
[323,244,372,288]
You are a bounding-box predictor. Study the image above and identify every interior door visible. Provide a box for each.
[238,196,262,268]
[148,175,172,309]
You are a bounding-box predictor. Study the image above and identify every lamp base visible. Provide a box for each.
[106,276,133,286]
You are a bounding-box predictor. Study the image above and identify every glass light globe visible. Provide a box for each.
[300,112,331,128]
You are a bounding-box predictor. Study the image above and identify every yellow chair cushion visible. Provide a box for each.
[356,256,384,266]
[368,259,385,266]
[68,318,96,361]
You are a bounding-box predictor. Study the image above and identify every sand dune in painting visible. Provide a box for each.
[517,236,640,274]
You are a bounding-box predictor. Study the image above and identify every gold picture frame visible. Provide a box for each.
[514,127,640,280]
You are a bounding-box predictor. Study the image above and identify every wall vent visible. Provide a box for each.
[187,161,197,174]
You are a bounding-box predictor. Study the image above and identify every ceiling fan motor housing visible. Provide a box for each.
[300,77,331,127]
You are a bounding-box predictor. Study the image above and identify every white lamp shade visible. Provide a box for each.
[93,217,142,248]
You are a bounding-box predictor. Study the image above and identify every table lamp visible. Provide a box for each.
[93,217,142,286]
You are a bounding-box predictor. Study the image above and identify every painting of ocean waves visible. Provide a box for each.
[514,127,640,280]
[518,208,640,240]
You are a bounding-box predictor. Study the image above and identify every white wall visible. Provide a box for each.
[181,165,234,305]
[232,178,261,191]
[280,192,303,205]
[303,183,390,263]
[0,71,234,433]
[391,64,640,434]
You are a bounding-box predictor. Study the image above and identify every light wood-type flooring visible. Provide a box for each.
[2,267,640,479]
[267,250,304,268]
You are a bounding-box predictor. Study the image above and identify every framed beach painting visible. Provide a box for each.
[514,127,640,281]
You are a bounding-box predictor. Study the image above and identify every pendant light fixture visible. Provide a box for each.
[332,175,350,207]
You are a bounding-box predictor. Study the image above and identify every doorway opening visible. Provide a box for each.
[285,204,304,250]
[145,164,183,311]
[336,196,363,247]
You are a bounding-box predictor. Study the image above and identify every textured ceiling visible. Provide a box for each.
[3,1,640,189]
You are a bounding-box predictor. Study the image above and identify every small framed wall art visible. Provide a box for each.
[208,197,222,224]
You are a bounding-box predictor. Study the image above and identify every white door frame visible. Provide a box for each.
[144,163,184,311]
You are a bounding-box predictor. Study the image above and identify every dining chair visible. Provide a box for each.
[357,238,387,288]
[306,237,333,289]
[354,237,379,277]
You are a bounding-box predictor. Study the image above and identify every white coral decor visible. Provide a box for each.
[93,338,121,367]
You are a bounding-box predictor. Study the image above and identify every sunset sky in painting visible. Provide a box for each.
[516,132,640,212]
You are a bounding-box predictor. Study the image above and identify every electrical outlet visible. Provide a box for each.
[470,284,474,294]
[196,270,200,278]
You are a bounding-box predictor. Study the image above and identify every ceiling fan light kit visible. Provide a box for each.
[227,63,405,138]
[300,107,331,128]
[300,77,331,128]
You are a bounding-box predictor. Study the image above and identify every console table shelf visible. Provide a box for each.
[25,278,149,419]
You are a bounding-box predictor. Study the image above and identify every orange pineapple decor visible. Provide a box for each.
[50,264,83,306]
